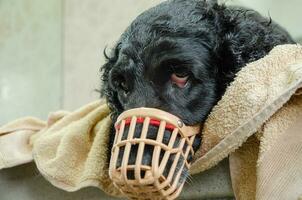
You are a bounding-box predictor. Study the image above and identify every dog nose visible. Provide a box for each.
[110,108,202,200]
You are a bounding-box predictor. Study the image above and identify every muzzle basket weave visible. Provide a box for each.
[109,108,200,200]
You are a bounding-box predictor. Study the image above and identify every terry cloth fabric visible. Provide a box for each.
[190,44,302,200]
[0,44,302,199]
[0,101,122,197]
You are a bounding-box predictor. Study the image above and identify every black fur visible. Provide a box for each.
[100,0,295,185]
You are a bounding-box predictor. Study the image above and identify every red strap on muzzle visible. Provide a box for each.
[115,117,176,131]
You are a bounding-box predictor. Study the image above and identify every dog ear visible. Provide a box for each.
[100,44,124,121]
[211,4,294,95]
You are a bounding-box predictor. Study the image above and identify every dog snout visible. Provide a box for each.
[115,123,201,185]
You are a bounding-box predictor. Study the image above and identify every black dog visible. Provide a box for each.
[101,0,294,186]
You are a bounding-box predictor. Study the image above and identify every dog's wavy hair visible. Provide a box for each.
[100,0,294,122]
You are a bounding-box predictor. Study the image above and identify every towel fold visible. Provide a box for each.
[190,44,302,200]
[0,101,122,196]
[0,117,45,169]
[1,44,302,199]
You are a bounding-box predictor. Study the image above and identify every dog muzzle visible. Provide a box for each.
[109,107,200,200]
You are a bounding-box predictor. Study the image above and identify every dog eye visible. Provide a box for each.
[171,73,189,88]
[170,67,189,88]
[117,78,129,94]
[120,81,129,92]
[112,75,129,94]
[173,70,189,78]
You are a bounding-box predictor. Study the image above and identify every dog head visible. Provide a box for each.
[103,0,222,125]
[101,0,294,191]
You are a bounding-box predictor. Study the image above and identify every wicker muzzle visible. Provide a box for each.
[109,108,200,200]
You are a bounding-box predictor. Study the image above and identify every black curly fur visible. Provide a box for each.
[100,0,295,185]
[101,0,294,122]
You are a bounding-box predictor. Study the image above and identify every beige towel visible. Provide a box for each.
[1,44,302,199]
[0,117,45,169]
[190,44,302,200]
[0,101,122,197]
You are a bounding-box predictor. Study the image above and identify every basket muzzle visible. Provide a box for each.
[109,107,200,200]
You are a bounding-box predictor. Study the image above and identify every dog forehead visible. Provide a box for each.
[120,0,209,44]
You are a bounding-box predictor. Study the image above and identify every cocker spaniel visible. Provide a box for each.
[101,0,294,186]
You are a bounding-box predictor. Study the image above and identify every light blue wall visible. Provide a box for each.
[0,0,62,125]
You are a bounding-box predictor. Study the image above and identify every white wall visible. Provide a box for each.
[63,0,164,110]
[226,0,302,40]
[0,0,62,124]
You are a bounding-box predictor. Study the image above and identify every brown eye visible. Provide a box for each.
[113,75,129,95]
[120,81,127,91]
[171,73,189,88]
[170,67,189,88]
[119,80,130,96]
[173,70,189,78]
